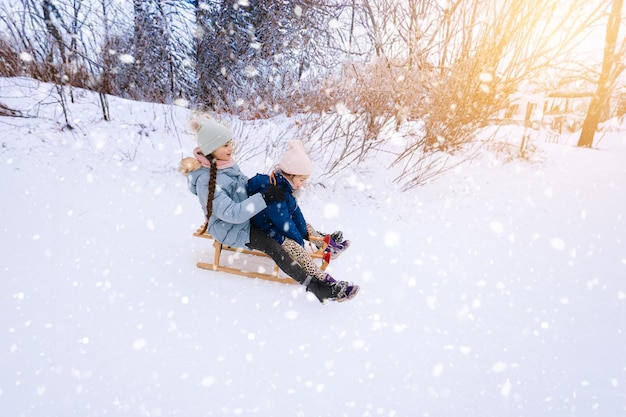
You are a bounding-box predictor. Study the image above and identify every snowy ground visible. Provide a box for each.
[1,77,625,417]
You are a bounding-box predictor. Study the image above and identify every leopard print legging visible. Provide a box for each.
[281,238,327,281]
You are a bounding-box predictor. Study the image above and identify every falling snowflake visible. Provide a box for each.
[492,362,507,372]
[323,203,339,219]
[132,339,146,350]
[479,72,493,82]
[335,102,350,115]
[19,52,33,62]
[550,238,565,250]
[384,231,400,247]
[489,221,504,234]
[500,379,512,397]
[174,98,189,108]
[243,66,258,78]
[201,376,215,387]
[118,54,135,64]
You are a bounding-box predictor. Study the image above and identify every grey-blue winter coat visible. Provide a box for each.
[187,164,267,248]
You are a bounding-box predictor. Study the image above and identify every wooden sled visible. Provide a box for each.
[193,223,329,285]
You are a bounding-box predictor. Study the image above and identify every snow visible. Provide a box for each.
[1,77,626,416]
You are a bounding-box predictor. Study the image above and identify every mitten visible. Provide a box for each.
[262,186,286,203]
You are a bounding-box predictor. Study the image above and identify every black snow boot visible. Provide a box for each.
[306,279,333,303]
[306,278,356,304]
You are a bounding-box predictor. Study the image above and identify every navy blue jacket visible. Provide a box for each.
[247,172,308,246]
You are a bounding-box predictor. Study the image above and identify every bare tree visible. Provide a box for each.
[193,0,338,116]
[284,0,606,187]
[389,0,605,188]
[578,0,624,148]
[1,0,110,120]
[128,0,175,101]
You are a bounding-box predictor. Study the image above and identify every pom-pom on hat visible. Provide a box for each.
[278,140,313,176]
[191,117,233,156]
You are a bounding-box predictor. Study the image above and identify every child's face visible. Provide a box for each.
[212,140,233,161]
[288,175,309,190]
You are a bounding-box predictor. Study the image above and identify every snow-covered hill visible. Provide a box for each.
[2,77,625,417]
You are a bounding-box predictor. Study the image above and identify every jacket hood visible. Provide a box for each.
[273,171,294,192]
[187,166,208,196]
[188,165,245,195]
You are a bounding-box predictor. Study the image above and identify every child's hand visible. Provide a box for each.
[262,186,286,203]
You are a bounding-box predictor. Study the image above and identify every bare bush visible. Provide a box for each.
[0,0,615,185]
[0,39,22,76]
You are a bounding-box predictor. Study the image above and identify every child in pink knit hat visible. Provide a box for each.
[247,140,358,301]
[276,140,350,253]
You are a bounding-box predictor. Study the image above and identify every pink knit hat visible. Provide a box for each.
[278,140,313,176]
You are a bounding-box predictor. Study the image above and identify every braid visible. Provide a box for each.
[206,159,217,219]
[200,158,218,234]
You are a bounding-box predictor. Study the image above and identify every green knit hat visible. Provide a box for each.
[193,117,233,156]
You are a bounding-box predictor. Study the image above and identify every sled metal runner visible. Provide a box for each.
[193,223,328,285]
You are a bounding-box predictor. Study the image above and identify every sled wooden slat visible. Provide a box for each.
[196,261,299,285]
[193,223,327,284]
